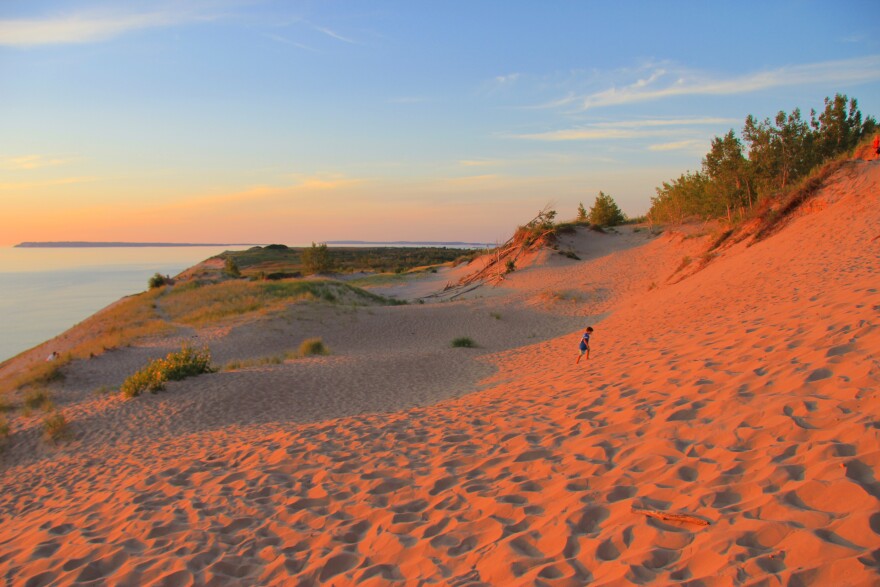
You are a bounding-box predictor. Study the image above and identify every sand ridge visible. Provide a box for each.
[1,160,879,585]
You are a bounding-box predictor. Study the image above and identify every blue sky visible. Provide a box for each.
[2,1,879,245]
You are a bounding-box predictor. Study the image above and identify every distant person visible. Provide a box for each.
[46,351,58,362]
[874,134,880,160]
[576,326,593,364]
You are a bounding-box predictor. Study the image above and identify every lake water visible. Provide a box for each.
[0,246,249,363]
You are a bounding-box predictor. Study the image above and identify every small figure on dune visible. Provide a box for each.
[46,351,58,362]
[576,326,593,364]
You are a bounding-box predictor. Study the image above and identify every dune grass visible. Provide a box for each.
[298,338,329,356]
[158,279,403,327]
[121,345,214,398]
[222,351,299,371]
[451,337,477,348]
[23,388,53,412]
[43,411,70,444]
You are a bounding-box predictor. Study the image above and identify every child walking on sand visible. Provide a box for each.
[576,326,593,364]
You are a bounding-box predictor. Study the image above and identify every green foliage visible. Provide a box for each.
[648,93,876,224]
[121,345,214,398]
[43,411,70,444]
[505,259,516,273]
[148,273,169,289]
[576,202,588,221]
[301,242,333,274]
[224,256,241,278]
[226,245,477,276]
[451,337,477,348]
[514,208,558,248]
[588,191,626,226]
[160,279,403,326]
[298,338,328,356]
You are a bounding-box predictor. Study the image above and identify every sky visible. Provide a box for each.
[2,1,879,246]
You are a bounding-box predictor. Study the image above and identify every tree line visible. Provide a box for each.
[648,93,877,224]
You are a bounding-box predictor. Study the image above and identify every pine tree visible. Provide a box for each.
[588,192,626,226]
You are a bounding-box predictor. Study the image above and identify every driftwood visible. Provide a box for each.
[632,507,710,527]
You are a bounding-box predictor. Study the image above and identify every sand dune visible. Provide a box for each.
[1,160,878,585]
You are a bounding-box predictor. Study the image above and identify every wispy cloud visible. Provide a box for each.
[306,21,355,44]
[1,154,74,170]
[494,73,521,85]
[263,33,318,52]
[515,117,735,142]
[577,56,880,109]
[459,159,503,167]
[0,176,96,190]
[0,7,217,47]
[648,140,706,152]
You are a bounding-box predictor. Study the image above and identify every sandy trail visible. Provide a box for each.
[0,160,878,586]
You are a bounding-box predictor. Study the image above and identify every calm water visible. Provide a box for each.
[0,247,249,363]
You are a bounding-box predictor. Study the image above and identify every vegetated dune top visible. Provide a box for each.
[0,160,878,585]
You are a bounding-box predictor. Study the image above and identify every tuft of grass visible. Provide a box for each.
[222,351,299,371]
[0,395,15,412]
[121,345,214,398]
[43,411,71,444]
[0,415,9,442]
[298,338,329,356]
[673,256,693,274]
[23,388,51,410]
[451,337,477,348]
[490,312,502,320]
[708,228,735,251]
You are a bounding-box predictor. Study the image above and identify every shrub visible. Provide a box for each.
[224,257,242,278]
[451,337,477,348]
[43,411,70,444]
[121,345,214,398]
[148,273,169,289]
[0,415,9,440]
[298,338,328,356]
[24,388,51,410]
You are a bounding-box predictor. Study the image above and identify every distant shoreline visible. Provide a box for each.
[14,241,492,249]
[14,242,262,248]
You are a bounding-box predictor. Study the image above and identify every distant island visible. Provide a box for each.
[326,240,492,247]
[14,242,262,248]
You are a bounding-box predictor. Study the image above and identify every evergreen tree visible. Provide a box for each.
[302,242,332,274]
[703,130,751,220]
[576,202,588,222]
[588,192,626,226]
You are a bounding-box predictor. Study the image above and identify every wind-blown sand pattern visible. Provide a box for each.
[1,160,878,585]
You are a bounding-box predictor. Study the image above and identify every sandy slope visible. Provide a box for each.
[1,160,878,586]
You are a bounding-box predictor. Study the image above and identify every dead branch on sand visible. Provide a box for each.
[632,507,711,527]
